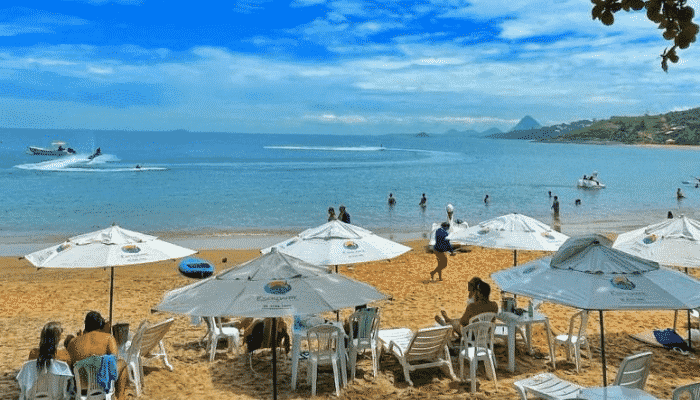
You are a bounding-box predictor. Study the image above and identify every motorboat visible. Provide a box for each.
[577,171,605,189]
[27,141,76,156]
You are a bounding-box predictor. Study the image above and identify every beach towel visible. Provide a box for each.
[74,354,117,394]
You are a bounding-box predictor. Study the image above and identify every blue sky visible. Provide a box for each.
[0,0,697,134]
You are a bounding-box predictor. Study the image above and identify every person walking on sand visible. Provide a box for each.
[388,193,396,206]
[338,205,351,224]
[419,193,427,208]
[430,222,455,281]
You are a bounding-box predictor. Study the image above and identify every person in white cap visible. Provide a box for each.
[446,203,456,226]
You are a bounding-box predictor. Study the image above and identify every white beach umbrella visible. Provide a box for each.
[447,213,569,265]
[155,248,387,399]
[492,234,700,385]
[25,225,197,325]
[612,215,700,269]
[260,220,411,269]
[613,215,700,346]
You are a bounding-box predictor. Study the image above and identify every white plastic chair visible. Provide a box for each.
[673,382,700,400]
[305,324,345,397]
[469,312,526,352]
[553,310,591,372]
[512,372,582,400]
[377,326,457,386]
[74,356,116,400]
[204,316,241,362]
[124,318,175,396]
[17,359,73,400]
[459,321,498,394]
[347,308,380,380]
[611,351,653,390]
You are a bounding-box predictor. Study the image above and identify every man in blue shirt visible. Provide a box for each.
[430,222,455,281]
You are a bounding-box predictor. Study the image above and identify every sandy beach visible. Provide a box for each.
[2,239,700,400]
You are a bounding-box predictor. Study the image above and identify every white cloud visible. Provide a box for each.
[304,113,368,123]
[87,65,113,74]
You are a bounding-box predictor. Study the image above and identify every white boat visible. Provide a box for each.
[27,141,76,156]
[577,171,605,189]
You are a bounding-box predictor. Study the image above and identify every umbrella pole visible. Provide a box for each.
[272,317,278,400]
[687,268,693,350]
[513,249,517,266]
[109,267,115,328]
[599,310,607,386]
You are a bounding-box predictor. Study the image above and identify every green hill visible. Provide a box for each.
[545,107,700,145]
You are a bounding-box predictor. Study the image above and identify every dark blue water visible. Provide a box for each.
[1,129,699,241]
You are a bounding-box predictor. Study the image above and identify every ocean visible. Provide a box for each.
[1,129,699,254]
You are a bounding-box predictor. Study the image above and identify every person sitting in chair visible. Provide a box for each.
[435,278,498,338]
[67,311,127,400]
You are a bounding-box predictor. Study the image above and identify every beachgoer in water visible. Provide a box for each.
[678,188,685,199]
[435,278,498,338]
[484,194,489,204]
[430,222,455,281]
[327,207,337,221]
[668,211,674,219]
[548,190,552,198]
[135,165,141,169]
[575,199,581,206]
[388,193,396,206]
[419,193,427,207]
[552,196,560,217]
[338,205,351,224]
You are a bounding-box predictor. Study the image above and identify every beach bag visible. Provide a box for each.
[653,328,691,352]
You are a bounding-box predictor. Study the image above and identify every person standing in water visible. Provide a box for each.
[419,193,427,208]
[677,188,686,199]
[388,193,396,206]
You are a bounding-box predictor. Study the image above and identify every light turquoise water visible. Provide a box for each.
[1,129,699,253]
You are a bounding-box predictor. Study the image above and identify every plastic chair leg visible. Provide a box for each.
[470,359,477,394]
[332,358,340,397]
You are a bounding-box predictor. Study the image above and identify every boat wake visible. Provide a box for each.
[264,145,386,151]
[14,153,167,172]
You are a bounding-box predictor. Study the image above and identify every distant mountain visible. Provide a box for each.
[444,128,481,136]
[481,127,502,136]
[488,119,594,140]
[510,116,541,132]
[415,132,429,137]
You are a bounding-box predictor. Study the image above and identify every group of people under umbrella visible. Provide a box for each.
[22,212,700,398]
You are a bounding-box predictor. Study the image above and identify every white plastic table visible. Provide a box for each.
[290,320,347,391]
[498,310,555,372]
[578,386,660,400]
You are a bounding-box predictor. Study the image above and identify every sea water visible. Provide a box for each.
[1,129,699,253]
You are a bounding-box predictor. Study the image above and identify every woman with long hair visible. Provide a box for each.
[36,322,64,371]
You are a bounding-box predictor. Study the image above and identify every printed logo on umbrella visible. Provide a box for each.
[264,280,292,295]
[121,245,141,254]
[344,241,358,250]
[611,276,635,290]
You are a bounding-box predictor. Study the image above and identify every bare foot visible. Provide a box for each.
[441,310,450,321]
[435,315,446,326]
[430,271,435,281]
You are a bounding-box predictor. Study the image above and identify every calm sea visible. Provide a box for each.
[1,129,699,253]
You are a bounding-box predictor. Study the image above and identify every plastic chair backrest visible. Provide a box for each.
[348,308,379,342]
[461,321,495,353]
[139,318,174,356]
[468,312,498,324]
[673,382,700,400]
[124,320,149,363]
[307,325,340,358]
[74,355,115,400]
[17,360,73,400]
[612,351,653,389]
[568,310,589,340]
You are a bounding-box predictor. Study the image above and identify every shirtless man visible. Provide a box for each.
[436,278,499,337]
[67,311,127,400]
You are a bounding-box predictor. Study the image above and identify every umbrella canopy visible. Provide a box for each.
[25,225,197,324]
[492,234,700,385]
[156,247,388,318]
[613,215,700,269]
[260,220,411,267]
[155,248,387,400]
[447,213,569,252]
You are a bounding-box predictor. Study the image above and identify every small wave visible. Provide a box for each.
[14,153,164,172]
[265,145,386,152]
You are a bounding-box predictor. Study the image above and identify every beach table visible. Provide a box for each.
[577,386,660,400]
[290,318,347,391]
[498,310,555,372]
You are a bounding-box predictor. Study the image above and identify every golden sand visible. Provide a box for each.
[1,241,699,399]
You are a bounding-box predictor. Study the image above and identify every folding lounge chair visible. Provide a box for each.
[124,318,175,397]
[378,326,456,386]
[673,382,700,400]
[513,351,653,400]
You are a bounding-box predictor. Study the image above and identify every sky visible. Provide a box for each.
[0,0,698,134]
